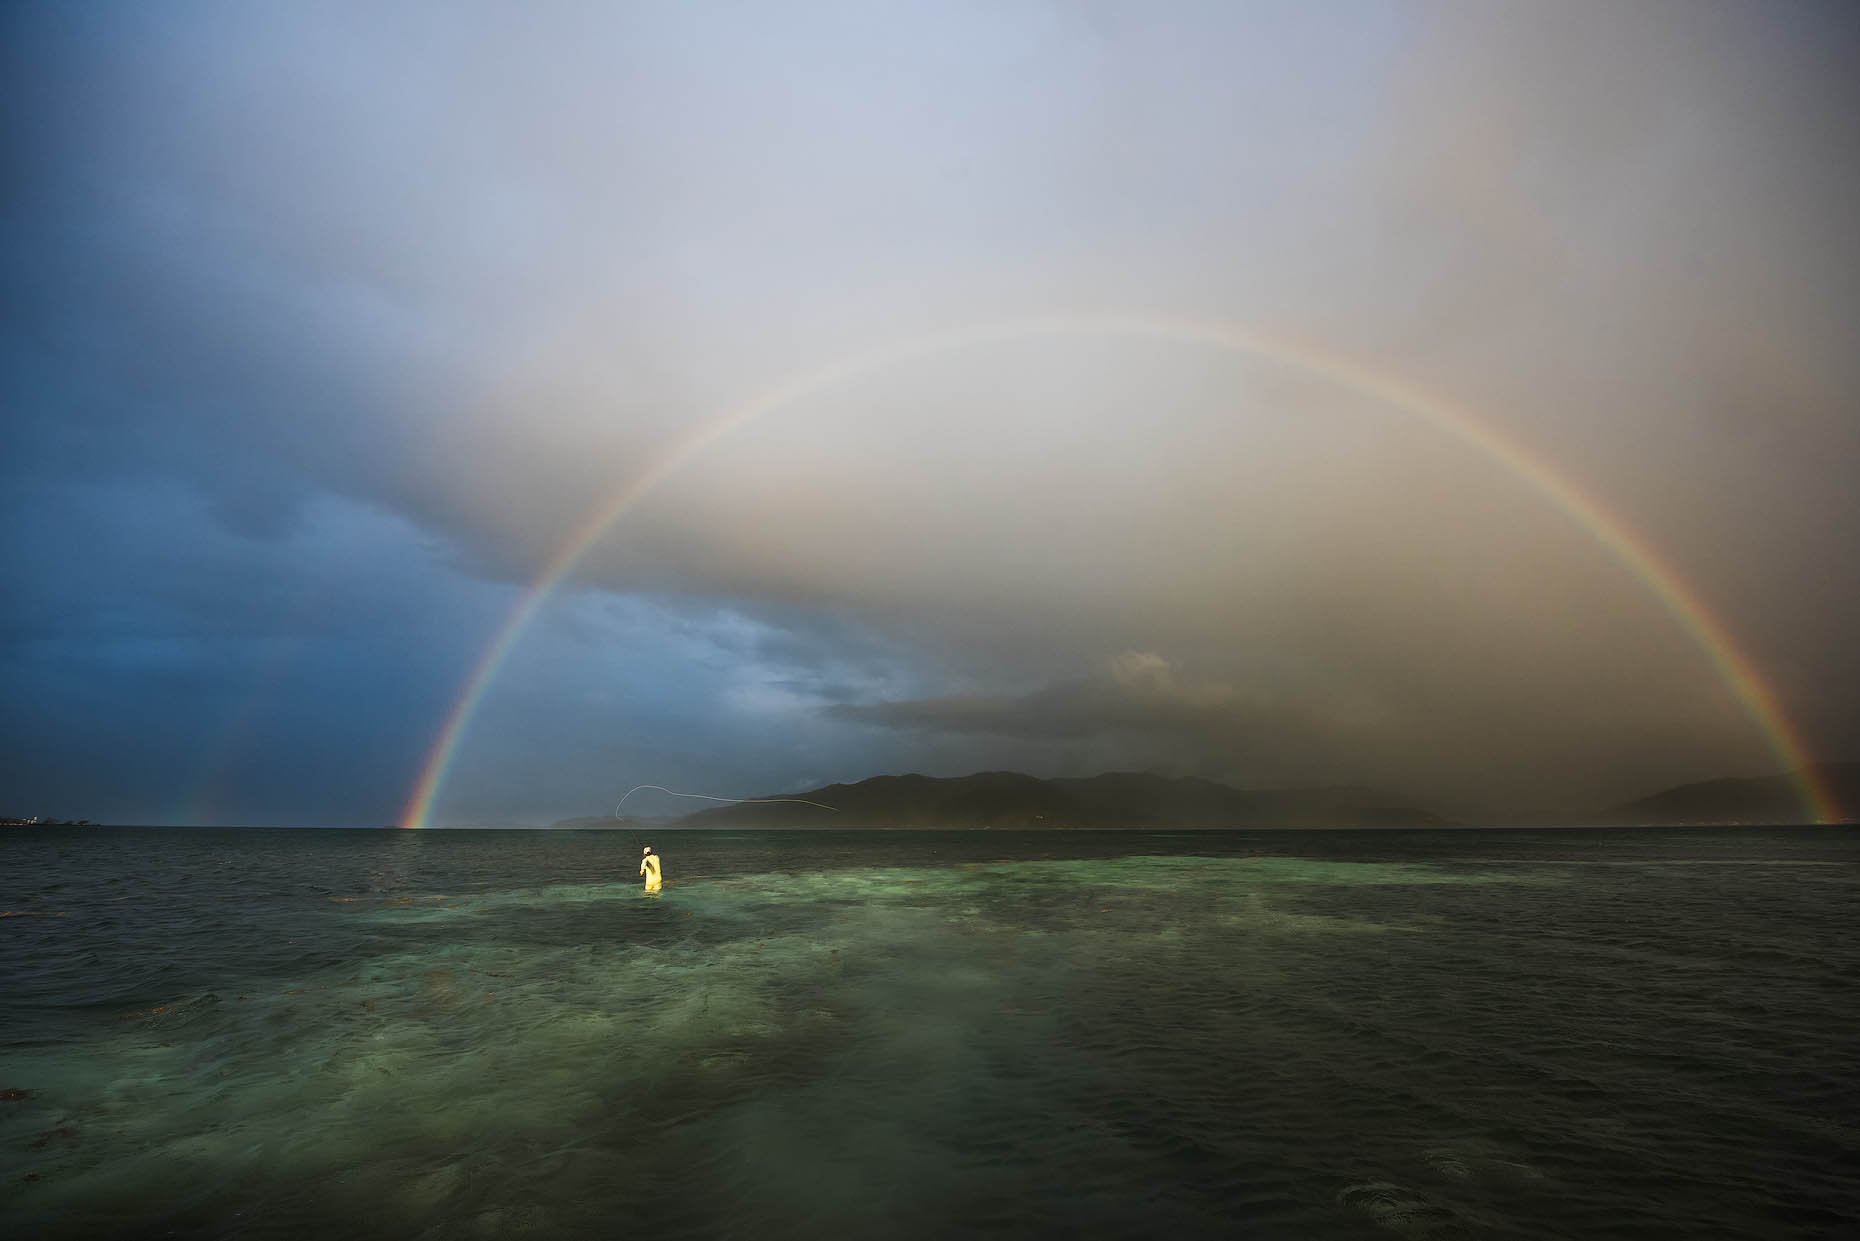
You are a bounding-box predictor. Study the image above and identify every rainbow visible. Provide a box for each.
[400,314,1839,827]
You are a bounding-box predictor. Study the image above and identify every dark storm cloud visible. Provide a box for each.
[4,1,1857,822]
[0,474,501,824]
[824,651,1409,794]
[834,652,1267,742]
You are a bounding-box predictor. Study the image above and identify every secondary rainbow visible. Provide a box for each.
[401,314,1839,827]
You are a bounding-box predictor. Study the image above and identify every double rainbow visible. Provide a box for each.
[401,314,1838,827]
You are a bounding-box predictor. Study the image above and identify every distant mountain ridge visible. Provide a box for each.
[560,763,1857,831]
[1605,762,1858,825]
[671,770,1451,829]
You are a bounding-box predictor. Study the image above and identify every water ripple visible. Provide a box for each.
[1,827,1855,1239]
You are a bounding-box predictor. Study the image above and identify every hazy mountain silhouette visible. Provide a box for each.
[1605,762,1859,825]
[672,770,1451,829]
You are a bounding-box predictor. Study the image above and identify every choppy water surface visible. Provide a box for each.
[3,827,1855,1239]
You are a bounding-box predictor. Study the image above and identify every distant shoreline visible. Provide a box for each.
[10,821,1852,832]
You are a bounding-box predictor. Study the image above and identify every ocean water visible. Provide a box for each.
[2,827,1855,1240]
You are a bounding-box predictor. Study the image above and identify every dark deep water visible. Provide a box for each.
[2,827,1855,1239]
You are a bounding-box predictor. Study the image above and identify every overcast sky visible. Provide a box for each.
[5,0,1857,825]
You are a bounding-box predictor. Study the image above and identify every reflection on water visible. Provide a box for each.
[2,828,1855,1239]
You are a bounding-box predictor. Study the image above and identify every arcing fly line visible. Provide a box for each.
[614,784,839,819]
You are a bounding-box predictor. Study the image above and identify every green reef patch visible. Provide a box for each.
[3,852,1547,1238]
